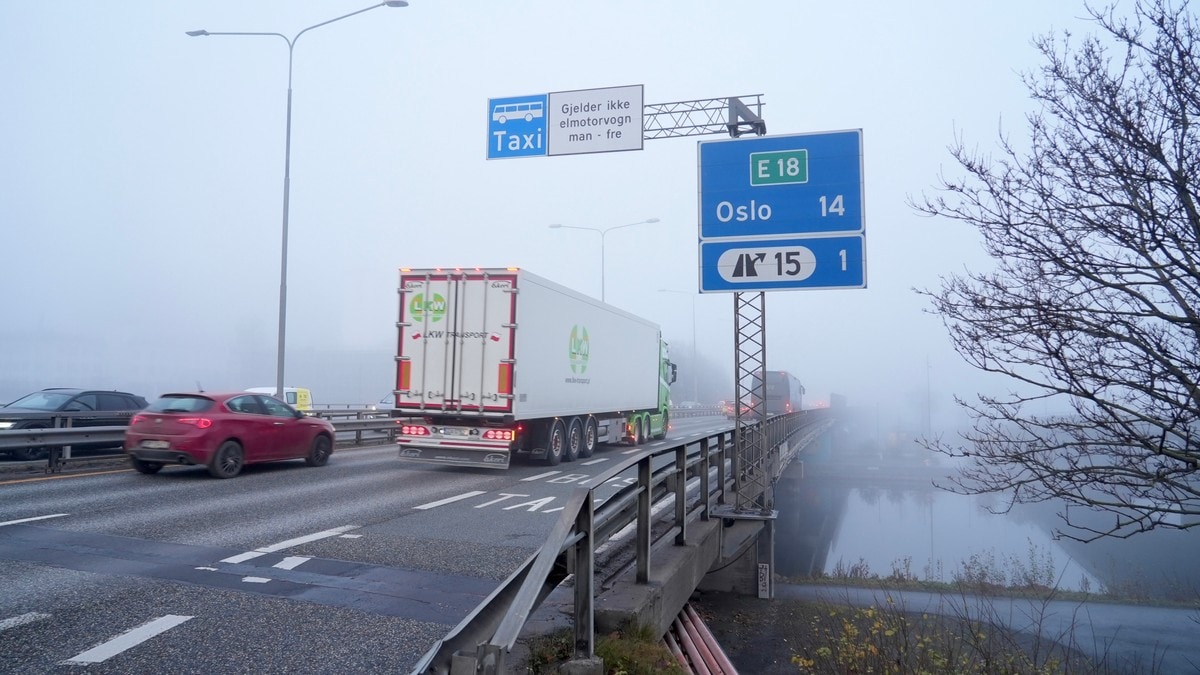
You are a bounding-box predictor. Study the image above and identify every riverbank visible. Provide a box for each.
[692,583,1194,674]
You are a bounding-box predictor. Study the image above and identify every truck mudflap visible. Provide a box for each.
[397,444,511,469]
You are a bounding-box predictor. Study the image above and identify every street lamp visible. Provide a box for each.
[659,289,698,403]
[548,218,660,302]
[187,1,408,399]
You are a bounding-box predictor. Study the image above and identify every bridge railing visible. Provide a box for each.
[412,410,826,675]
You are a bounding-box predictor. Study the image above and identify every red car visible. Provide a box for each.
[124,391,335,478]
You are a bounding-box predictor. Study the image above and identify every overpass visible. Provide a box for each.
[412,407,837,674]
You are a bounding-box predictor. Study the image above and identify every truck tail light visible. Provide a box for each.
[483,429,514,441]
[401,425,430,436]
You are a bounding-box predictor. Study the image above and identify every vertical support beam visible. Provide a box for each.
[674,445,687,545]
[636,456,651,584]
[699,437,711,521]
[716,432,728,506]
[757,519,775,599]
[573,496,595,660]
[733,291,770,513]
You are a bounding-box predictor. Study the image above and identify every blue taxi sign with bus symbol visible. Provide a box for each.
[487,94,549,159]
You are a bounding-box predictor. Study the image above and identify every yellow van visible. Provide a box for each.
[246,387,313,411]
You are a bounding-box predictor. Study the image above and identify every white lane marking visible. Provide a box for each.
[220,525,360,564]
[0,513,68,527]
[242,577,272,584]
[621,448,642,455]
[274,556,309,570]
[522,471,560,481]
[649,441,667,447]
[0,612,50,631]
[60,615,192,665]
[194,566,218,571]
[414,490,486,510]
[340,534,362,539]
[581,458,609,466]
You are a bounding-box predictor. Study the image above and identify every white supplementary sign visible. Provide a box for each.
[547,84,643,156]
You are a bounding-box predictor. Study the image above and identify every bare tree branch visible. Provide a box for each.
[910,0,1200,542]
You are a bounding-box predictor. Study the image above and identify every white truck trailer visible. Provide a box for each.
[392,267,675,469]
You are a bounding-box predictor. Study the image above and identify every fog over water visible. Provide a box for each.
[777,480,1097,593]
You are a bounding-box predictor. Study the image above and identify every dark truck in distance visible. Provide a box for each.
[0,388,148,460]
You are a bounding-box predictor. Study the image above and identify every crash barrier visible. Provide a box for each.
[411,410,829,675]
[0,408,402,473]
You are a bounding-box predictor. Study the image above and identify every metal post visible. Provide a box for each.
[186,2,408,399]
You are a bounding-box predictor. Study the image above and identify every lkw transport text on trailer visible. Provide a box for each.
[391,267,675,469]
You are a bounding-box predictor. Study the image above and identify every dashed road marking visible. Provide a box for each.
[581,458,609,466]
[414,490,486,510]
[242,577,271,584]
[220,525,360,564]
[0,612,50,632]
[0,513,68,527]
[523,471,560,481]
[274,556,309,570]
[60,614,192,665]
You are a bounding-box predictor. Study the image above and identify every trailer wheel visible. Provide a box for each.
[564,417,583,462]
[544,419,566,465]
[580,417,598,458]
[654,411,669,440]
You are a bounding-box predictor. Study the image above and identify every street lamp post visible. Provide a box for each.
[187,1,408,399]
[548,218,659,302]
[659,289,698,403]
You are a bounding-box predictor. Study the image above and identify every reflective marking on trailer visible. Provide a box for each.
[274,556,310,570]
[414,490,487,510]
[220,525,360,563]
[0,612,50,632]
[523,471,561,481]
[0,513,68,528]
[60,615,193,664]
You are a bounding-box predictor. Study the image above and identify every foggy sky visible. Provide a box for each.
[1,1,1094,428]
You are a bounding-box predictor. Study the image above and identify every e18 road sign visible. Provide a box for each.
[699,130,863,239]
[697,129,866,292]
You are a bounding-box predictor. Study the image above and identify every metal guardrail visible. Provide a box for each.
[412,410,826,675]
[0,408,405,472]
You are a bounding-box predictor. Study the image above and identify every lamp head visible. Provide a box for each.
[185,30,210,37]
[383,0,409,6]
[645,217,660,223]
[548,224,562,229]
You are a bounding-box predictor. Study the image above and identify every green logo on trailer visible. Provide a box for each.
[569,325,590,374]
[410,293,446,323]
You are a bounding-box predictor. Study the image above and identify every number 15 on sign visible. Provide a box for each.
[699,235,866,291]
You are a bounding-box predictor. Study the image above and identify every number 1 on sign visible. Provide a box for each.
[820,195,845,216]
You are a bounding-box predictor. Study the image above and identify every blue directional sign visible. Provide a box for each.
[698,130,866,292]
[700,235,865,291]
[487,94,549,159]
[699,130,863,239]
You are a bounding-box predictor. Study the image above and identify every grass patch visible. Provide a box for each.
[523,621,685,675]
